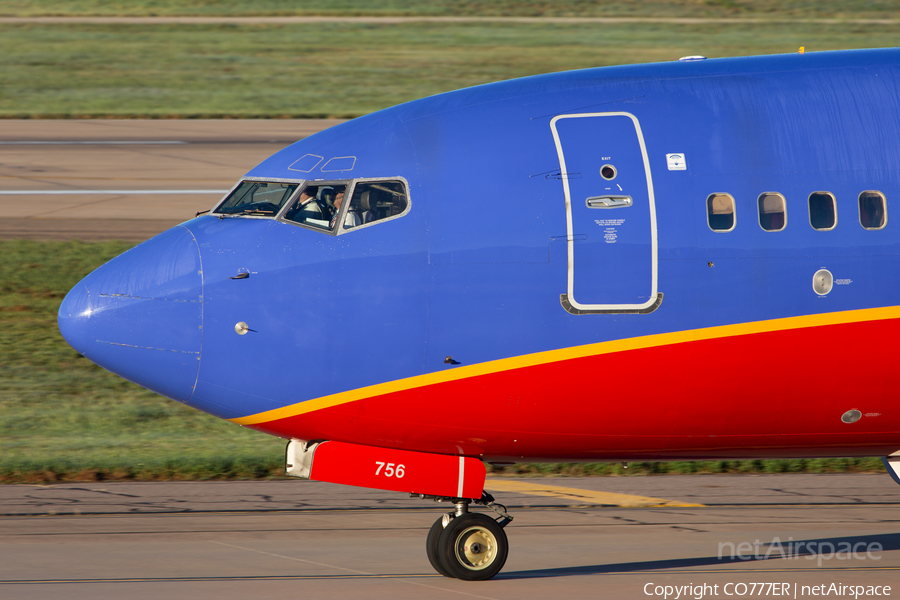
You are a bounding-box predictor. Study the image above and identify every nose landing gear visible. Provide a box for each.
[435,511,508,580]
[418,492,513,580]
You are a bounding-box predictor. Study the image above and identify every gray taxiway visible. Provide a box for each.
[1,475,898,599]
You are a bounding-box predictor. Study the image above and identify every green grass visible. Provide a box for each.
[0,0,898,19]
[0,240,890,482]
[0,20,898,118]
[0,240,287,483]
[487,458,887,477]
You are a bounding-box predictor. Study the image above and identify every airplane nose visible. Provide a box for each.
[57,281,92,355]
[57,226,203,403]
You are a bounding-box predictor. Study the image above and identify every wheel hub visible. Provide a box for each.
[457,527,496,569]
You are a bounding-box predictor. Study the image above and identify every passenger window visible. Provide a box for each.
[283,182,347,231]
[213,180,300,216]
[342,180,409,230]
[808,192,836,230]
[707,193,735,232]
[859,191,887,230]
[758,193,786,231]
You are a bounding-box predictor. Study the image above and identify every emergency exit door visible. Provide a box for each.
[550,112,661,314]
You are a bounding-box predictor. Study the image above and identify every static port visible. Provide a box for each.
[600,164,617,180]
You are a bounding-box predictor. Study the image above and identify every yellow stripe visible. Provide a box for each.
[483,479,704,507]
[230,305,900,425]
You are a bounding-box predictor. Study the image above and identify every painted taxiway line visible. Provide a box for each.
[483,479,705,508]
[0,189,228,195]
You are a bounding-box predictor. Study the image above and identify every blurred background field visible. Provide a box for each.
[1,0,898,18]
[0,4,899,117]
[0,1,895,481]
[0,240,286,483]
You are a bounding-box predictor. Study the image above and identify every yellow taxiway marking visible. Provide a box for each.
[483,479,705,508]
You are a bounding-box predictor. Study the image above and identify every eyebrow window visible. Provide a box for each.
[213,180,300,217]
[707,193,735,232]
[808,192,837,230]
[859,191,887,230]
[758,193,786,231]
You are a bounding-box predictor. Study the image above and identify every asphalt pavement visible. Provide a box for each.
[1,474,898,599]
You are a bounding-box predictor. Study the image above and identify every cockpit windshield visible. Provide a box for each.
[210,177,409,233]
[213,181,300,216]
[283,179,409,233]
[283,184,347,231]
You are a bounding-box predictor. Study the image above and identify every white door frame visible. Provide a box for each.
[550,111,661,314]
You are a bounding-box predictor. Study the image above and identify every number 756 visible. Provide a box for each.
[375,461,405,478]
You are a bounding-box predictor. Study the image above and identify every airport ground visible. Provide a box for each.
[0,119,341,240]
[1,475,898,599]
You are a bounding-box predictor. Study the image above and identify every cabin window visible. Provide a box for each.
[707,193,735,232]
[808,192,837,230]
[282,178,409,233]
[758,193,786,231]
[213,180,300,217]
[859,191,887,230]
[342,180,409,230]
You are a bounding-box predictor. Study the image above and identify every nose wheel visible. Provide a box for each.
[422,495,512,581]
[426,517,455,578]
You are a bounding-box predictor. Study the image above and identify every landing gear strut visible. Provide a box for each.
[415,492,513,580]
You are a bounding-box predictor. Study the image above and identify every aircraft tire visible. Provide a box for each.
[426,516,455,578]
[438,512,508,581]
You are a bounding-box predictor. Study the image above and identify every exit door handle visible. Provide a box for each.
[586,195,633,208]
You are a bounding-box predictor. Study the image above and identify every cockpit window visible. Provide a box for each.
[343,181,409,230]
[282,178,409,233]
[214,180,300,217]
[283,183,347,231]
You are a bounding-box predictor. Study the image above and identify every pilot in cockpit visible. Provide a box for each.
[293,187,318,210]
[285,186,325,223]
[329,187,361,229]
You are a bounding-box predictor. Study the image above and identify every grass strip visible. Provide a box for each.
[0,240,288,484]
[1,21,899,118]
[0,0,898,19]
[0,458,887,484]
[0,240,891,483]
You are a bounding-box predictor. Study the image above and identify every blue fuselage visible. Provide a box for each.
[59,49,900,455]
